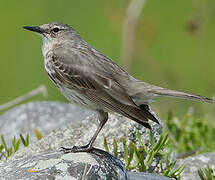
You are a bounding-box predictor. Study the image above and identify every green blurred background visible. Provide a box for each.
[0,0,214,117]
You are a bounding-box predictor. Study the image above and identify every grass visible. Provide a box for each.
[198,166,215,180]
[165,108,215,154]
[0,134,29,160]
[104,131,185,179]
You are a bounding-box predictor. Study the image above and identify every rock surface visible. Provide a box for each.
[176,152,215,180]
[0,102,92,144]
[0,102,162,156]
[0,149,127,180]
[127,172,171,180]
[0,148,171,180]
[0,102,169,179]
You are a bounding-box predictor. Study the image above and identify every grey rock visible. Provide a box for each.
[0,102,161,147]
[0,102,92,144]
[0,148,171,180]
[8,112,138,160]
[0,102,169,179]
[127,172,172,180]
[0,102,162,161]
[176,152,215,180]
[0,149,127,180]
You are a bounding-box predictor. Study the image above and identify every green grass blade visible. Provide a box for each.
[12,136,16,147]
[113,139,118,157]
[14,139,20,152]
[122,137,128,166]
[26,134,29,146]
[127,141,135,168]
[103,137,109,153]
[149,131,155,145]
[1,134,8,152]
[34,128,43,140]
[198,168,205,180]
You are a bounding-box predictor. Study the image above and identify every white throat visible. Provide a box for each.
[41,36,52,58]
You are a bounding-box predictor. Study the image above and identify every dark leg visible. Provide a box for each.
[61,110,108,153]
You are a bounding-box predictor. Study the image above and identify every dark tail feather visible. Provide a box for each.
[148,88,214,103]
[119,105,159,129]
[127,116,152,129]
[139,104,159,124]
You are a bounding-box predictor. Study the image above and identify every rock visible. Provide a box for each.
[0,148,171,180]
[0,102,170,179]
[0,102,92,144]
[176,152,215,180]
[127,172,172,180]
[0,148,127,180]
[7,112,137,160]
[0,102,162,159]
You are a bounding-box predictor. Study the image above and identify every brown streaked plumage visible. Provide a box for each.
[23,23,214,153]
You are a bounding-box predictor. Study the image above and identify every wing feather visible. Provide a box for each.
[46,47,159,128]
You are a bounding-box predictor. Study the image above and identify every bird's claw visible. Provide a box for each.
[60,146,75,153]
[60,144,92,153]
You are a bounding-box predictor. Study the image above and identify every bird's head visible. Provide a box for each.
[23,22,80,39]
[23,22,80,55]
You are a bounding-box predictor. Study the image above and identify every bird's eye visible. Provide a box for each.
[52,27,60,33]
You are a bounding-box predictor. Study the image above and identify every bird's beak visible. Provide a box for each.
[23,26,44,34]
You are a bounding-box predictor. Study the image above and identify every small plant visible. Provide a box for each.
[0,134,29,159]
[34,128,43,140]
[20,134,29,147]
[12,136,21,153]
[104,131,184,179]
[0,129,44,160]
[159,154,184,179]
[165,109,215,154]
[198,166,215,180]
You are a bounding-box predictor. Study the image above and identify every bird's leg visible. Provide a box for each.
[61,111,108,153]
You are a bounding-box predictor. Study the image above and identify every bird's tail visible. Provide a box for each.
[147,88,214,103]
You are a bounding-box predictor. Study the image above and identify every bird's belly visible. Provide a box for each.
[45,63,100,110]
[59,86,99,110]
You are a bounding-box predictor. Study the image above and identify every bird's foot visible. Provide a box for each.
[60,144,92,153]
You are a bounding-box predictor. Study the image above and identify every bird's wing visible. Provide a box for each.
[48,47,159,128]
[50,46,138,109]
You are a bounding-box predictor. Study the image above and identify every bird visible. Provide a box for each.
[23,22,214,153]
